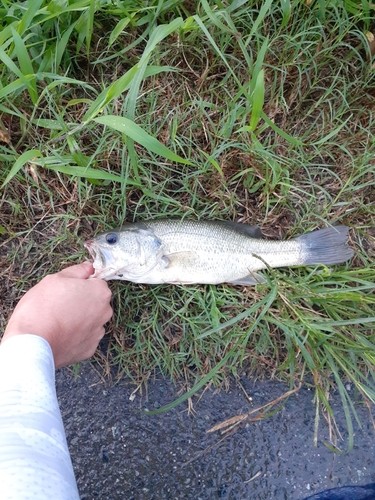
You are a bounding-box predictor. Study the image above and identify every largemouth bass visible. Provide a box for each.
[84,220,354,285]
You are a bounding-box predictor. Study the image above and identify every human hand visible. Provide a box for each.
[3,262,113,368]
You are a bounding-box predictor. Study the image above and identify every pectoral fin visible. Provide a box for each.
[228,272,266,286]
[162,251,198,268]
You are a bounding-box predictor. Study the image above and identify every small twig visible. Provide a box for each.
[182,385,301,466]
[244,471,262,483]
[207,385,301,434]
[182,432,233,467]
[237,380,253,404]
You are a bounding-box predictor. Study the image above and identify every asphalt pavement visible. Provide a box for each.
[56,363,375,500]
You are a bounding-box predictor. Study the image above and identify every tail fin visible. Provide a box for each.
[296,226,354,265]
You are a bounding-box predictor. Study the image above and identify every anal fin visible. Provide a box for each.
[228,272,266,286]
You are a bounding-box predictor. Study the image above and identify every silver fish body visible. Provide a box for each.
[84,219,354,285]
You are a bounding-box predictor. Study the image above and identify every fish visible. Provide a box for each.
[84,219,354,284]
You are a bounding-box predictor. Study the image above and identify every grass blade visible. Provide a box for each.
[86,0,95,54]
[261,112,303,146]
[200,0,233,34]
[139,18,184,65]
[280,0,292,26]
[0,76,34,99]
[41,164,127,183]
[82,65,139,122]
[18,0,43,35]
[109,17,133,47]
[144,350,234,415]
[244,0,273,46]
[249,69,265,131]
[10,27,37,104]
[2,149,42,188]
[249,36,269,95]
[55,23,77,70]
[94,115,192,165]
[197,293,270,340]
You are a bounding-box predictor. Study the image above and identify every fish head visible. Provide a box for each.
[85,226,163,280]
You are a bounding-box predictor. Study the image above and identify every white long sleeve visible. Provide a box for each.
[0,335,79,500]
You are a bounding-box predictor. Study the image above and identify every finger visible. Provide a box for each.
[100,282,113,301]
[91,326,106,347]
[58,262,94,279]
[103,305,113,324]
[89,279,113,300]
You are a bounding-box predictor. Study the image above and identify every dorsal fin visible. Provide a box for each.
[218,221,264,239]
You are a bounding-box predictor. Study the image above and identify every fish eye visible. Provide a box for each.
[105,232,118,245]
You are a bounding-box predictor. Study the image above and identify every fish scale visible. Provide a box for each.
[146,221,303,284]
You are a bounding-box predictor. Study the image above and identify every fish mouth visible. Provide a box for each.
[84,240,111,279]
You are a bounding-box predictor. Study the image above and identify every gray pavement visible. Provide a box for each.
[56,364,375,500]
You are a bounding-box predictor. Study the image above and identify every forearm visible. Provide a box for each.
[0,335,79,500]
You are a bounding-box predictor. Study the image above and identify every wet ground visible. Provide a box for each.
[56,364,375,500]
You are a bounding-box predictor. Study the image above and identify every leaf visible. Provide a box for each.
[0,23,16,46]
[43,164,127,183]
[1,150,42,188]
[0,39,38,103]
[139,18,184,65]
[94,115,192,165]
[200,150,224,176]
[197,292,272,341]
[280,0,292,26]
[193,15,248,99]
[82,20,184,122]
[313,316,375,330]
[0,77,31,100]
[261,112,303,146]
[109,17,132,47]
[11,27,35,77]
[86,0,95,53]
[200,0,234,34]
[244,0,273,46]
[311,117,351,146]
[32,119,64,130]
[0,46,24,79]
[55,22,77,69]
[82,65,139,121]
[249,36,269,95]
[0,129,11,144]
[249,69,265,131]
[18,0,44,35]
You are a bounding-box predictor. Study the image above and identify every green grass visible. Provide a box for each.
[1,0,375,450]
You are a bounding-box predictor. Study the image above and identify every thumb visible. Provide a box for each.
[58,262,94,279]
